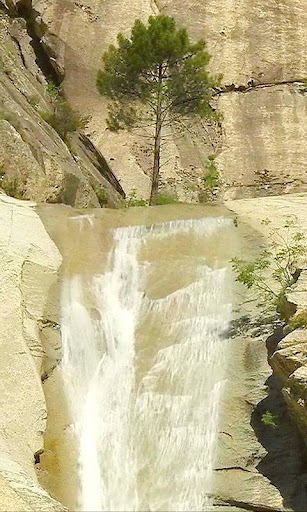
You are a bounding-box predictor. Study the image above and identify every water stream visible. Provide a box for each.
[60,215,233,511]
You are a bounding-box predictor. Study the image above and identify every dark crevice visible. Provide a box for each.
[214,466,253,473]
[215,497,283,512]
[15,0,62,86]
[251,327,307,512]
[41,364,57,382]
[34,448,44,465]
[11,36,27,67]
[215,79,306,96]
[79,133,125,197]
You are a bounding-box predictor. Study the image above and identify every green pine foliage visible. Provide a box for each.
[97,16,218,122]
[97,15,220,203]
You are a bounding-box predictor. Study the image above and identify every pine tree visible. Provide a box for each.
[97,15,220,205]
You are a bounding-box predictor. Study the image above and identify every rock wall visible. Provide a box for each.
[227,193,307,466]
[0,4,124,207]
[11,0,307,201]
[0,194,66,510]
[271,274,307,448]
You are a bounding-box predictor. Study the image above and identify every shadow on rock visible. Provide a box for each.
[251,371,307,511]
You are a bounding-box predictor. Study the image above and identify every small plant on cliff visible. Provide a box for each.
[1,175,24,199]
[203,155,220,188]
[202,154,221,201]
[40,100,84,141]
[45,80,60,99]
[95,186,109,207]
[126,189,147,207]
[231,217,306,320]
[96,15,220,204]
[0,165,24,198]
[261,411,278,429]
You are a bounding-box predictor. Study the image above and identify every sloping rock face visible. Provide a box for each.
[0,195,65,511]
[0,3,124,207]
[227,193,307,509]
[13,0,307,201]
[0,194,306,511]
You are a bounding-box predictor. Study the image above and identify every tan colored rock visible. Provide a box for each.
[157,0,307,85]
[213,334,287,511]
[228,193,307,457]
[271,327,307,447]
[0,195,65,511]
[287,271,307,314]
[218,85,307,199]
[24,0,307,200]
[271,341,307,379]
[226,193,307,236]
[0,9,124,207]
[289,366,307,391]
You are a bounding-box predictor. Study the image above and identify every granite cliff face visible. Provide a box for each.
[0,2,307,511]
[2,0,305,202]
[272,274,307,448]
[0,1,124,207]
[0,195,65,511]
[228,194,307,471]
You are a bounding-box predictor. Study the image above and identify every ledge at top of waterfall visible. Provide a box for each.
[60,214,236,512]
[112,215,233,237]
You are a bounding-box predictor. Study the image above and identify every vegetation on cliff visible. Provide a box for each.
[232,217,306,322]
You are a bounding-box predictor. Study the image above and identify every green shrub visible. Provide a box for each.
[1,177,23,199]
[0,165,24,199]
[45,81,59,99]
[96,186,109,206]
[155,194,179,205]
[203,155,221,188]
[40,100,83,141]
[126,188,147,207]
[231,217,306,320]
[261,411,278,428]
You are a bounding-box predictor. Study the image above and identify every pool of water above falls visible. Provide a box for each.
[60,215,235,511]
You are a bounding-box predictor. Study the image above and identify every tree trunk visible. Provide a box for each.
[149,65,163,205]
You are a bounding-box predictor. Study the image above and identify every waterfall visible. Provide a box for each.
[60,216,233,512]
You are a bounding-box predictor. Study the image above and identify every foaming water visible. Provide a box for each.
[60,216,233,511]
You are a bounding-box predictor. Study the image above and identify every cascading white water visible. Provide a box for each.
[60,216,233,512]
